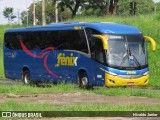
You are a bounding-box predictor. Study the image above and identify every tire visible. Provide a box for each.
[22,70,32,85]
[79,72,89,89]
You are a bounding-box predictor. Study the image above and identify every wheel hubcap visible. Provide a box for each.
[82,77,88,86]
[24,75,28,84]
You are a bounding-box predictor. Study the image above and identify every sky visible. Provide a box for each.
[0,0,33,24]
[0,0,160,24]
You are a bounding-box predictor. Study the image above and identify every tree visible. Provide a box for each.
[81,0,106,16]
[110,0,119,15]
[81,0,120,16]
[21,0,71,25]
[59,0,85,18]
[3,7,16,24]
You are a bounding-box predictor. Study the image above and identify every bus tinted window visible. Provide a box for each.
[22,32,43,50]
[45,31,59,48]
[46,30,88,53]
[5,33,22,50]
[5,30,88,53]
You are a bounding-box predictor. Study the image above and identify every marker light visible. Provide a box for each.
[143,71,149,76]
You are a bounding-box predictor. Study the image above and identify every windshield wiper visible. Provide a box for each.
[120,46,141,69]
[128,48,141,69]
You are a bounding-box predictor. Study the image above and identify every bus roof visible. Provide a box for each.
[5,22,141,34]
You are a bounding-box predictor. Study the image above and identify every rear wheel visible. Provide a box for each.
[78,72,89,89]
[22,70,32,85]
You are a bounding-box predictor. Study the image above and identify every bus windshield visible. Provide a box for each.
[107,34,147,69]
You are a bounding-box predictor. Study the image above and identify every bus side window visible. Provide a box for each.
[5,33,22,50]
[57,30,88,53]
[90,38,105,64]
[5,33,13,49]
[45,31,59,49]
[90,40,96,59]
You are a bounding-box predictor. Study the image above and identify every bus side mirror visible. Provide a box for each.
[93,35,108,50]
[144,36,156,52]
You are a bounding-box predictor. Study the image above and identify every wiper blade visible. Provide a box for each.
[120,52,128,68]
[120,47,141,69]
[130,51,141,69]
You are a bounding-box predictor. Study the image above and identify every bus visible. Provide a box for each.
[3,22,156,88]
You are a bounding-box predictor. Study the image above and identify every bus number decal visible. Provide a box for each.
[56,53,78,67]
[127,71,136,74]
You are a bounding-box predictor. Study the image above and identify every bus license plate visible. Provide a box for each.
[127,82,134,86]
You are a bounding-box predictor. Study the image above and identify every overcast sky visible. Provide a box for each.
[0,0,160,24]
[0,0,32,24]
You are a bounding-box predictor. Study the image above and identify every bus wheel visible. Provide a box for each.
[79,72,89,89]
[22,70,32,85]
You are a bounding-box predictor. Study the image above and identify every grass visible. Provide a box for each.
[0,54,4,78]
[1,83,160,99]
[0,83,85,94]
[1,101,160,111]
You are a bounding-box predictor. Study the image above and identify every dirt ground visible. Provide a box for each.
[0,78,160,106]
[1,92,160,106]
[1,79,160,119]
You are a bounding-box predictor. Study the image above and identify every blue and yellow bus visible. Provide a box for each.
[3,22,156,88]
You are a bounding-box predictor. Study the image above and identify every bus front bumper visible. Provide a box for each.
[105,73,149,87]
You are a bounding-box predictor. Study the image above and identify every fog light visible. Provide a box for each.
[144,79,149,83]
[109,79,115,84]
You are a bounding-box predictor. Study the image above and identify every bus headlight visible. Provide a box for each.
[143,71,149,76]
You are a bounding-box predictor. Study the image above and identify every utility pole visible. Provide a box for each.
[55,0,58,22]
[55,0,61,22]
[17,9,20,25]
[42,0,46,25]
[33,0,36,26]
[26,0,28,26]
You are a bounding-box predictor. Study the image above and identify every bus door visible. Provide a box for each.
[90,37,106,85]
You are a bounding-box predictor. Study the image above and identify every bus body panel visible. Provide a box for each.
[4,47,105,85]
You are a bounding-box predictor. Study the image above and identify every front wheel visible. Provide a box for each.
[78,72,89,89]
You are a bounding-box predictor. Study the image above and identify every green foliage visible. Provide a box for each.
[155,11,160,20]
[59,0,83,18]
[156,2,160,11]
[3,7,16,24]
[81,0,106,16]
